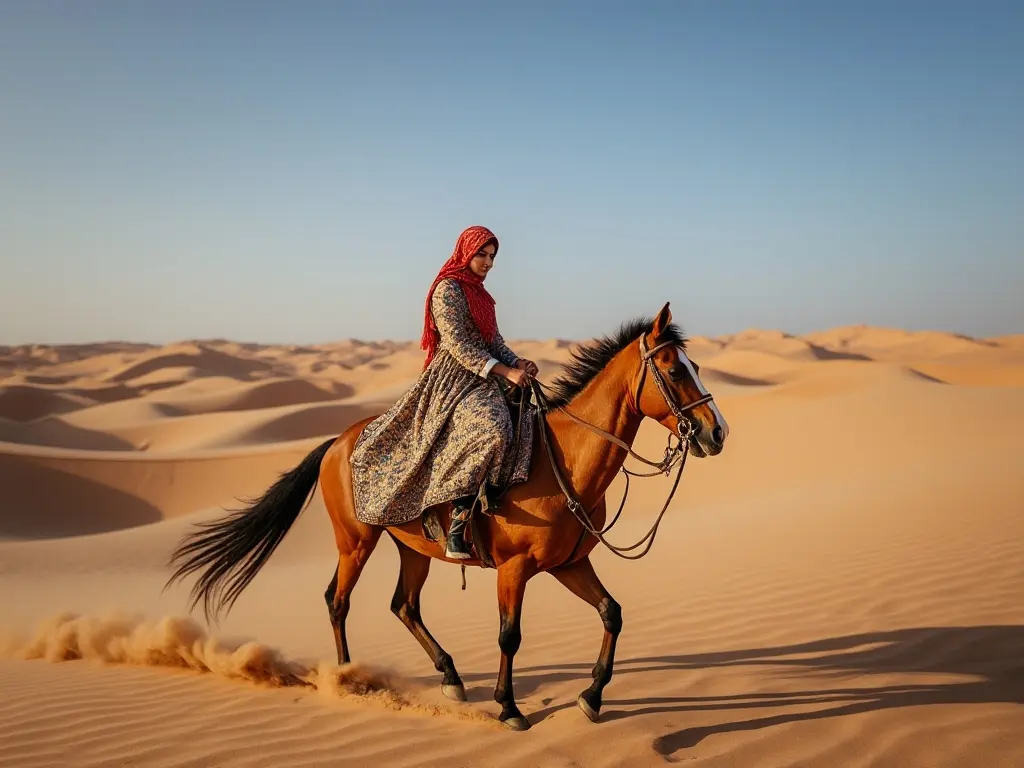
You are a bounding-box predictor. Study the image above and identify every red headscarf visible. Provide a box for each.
[421,225,500,369]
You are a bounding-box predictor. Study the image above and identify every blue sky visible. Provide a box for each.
[1,0,1021,344]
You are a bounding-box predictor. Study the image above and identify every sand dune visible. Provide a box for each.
[108,400,388,452]
[804,325,1013,364]
[0,439,324,539]
[909,361,1024,387]
[0,418,135,451]
[152,377,354,416]
[1,324,1022,767]
[713,328,873,362]
[0,386,98,422]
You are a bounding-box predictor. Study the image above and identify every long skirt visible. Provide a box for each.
[349,348,533,526]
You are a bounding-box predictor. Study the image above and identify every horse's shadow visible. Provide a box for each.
[448,625,1024,754]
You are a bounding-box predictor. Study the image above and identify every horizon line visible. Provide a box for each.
[2,322,1018,351]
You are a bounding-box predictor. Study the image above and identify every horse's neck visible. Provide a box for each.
[546,354,642,508]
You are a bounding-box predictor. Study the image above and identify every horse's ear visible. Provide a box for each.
[651,302,672,337]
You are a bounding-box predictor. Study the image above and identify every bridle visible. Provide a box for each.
[633,335,714,442]
[530,334,716,561]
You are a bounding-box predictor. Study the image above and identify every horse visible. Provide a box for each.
[165,302,729,730]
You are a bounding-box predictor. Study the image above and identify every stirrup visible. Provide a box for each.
[445,507,473,560]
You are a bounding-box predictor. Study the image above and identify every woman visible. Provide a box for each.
[349,225,540,559]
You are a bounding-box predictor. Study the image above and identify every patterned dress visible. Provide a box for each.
[350,278,534,526]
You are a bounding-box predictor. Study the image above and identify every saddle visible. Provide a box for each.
[421,382,534,569]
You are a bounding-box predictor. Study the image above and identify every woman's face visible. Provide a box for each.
[467,242,497,279]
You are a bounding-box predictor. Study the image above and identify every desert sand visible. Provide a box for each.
[1,325,1023,767]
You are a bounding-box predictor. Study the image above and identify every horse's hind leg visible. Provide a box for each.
[549,556,621,723]
[325,529,382,664]
[389,536,466,701]
[324,568,342,661]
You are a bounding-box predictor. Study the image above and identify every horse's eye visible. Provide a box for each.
[668,366,685,382]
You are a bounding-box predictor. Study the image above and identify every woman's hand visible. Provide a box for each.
[494,362,531,388]
[516,359,539,377]
[505,367,531,388]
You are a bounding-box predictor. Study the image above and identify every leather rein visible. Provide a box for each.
[529,335,714,560]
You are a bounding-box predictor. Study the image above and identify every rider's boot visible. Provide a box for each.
[445,497,475,560]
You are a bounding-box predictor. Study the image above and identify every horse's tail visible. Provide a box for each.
[164,436,337,623]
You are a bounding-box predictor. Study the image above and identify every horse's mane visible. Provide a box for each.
[545,316,688,407]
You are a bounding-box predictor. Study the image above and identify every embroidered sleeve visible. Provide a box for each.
[490,330,520,369]
[431,279,495,377]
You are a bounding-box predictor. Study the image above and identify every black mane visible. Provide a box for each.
[545,317,687,407]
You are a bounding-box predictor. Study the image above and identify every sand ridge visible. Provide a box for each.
[1,325,1022,767]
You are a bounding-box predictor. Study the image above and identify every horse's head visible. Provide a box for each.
[634,303,729,458]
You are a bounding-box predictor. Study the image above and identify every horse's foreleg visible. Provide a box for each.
[325,529,382,664]
[494,557,535,731]
[549,556,622,723]
[389,537,466,701]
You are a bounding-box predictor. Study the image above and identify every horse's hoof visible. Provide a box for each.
[441,684,467,702]
[501,715,531,731]
[577,694,600,723]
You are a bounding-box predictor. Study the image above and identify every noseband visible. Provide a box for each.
[530,334,719,561]
[635,335,715,441]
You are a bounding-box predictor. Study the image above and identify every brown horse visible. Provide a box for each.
[165,303,729,730]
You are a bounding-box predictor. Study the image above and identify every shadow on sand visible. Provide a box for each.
[453,626,1024,755]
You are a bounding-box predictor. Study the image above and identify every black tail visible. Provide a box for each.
[164,436,337,623]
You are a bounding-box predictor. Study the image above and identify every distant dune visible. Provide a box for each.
[1,324,1022,768]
